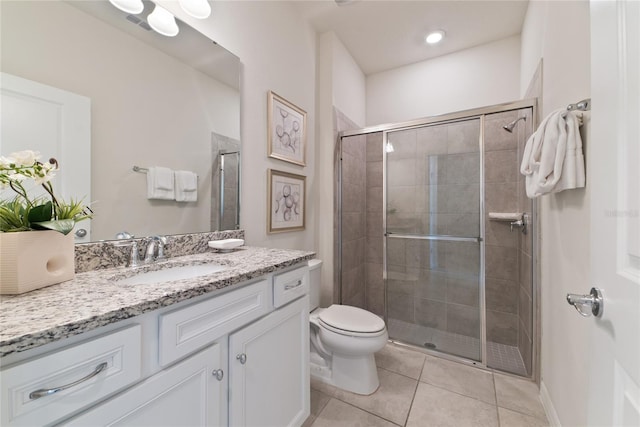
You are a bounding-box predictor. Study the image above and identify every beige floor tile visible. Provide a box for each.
[310,398,398,427]
[333,368,417,426]
[420,355,496,404]
[310,389,332,417]
[498,407,549,427]
[406,382,499,427]
[494,373,547,420]
[302,415,316,427]
[311,375,337,397]
[376,344,426,380]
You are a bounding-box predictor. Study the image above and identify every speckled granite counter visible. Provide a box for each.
[0,246,315,358]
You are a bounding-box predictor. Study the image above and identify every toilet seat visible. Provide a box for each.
[318,305,386,337]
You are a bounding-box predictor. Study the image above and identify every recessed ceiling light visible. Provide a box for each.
[426,30,445,45]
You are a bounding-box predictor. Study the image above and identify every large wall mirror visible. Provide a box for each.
[0,0,240,242]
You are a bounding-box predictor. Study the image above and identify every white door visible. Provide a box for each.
[588,1,640,425]
[63,344,225,426]
[229,296,310,427]
[0,73,91,242]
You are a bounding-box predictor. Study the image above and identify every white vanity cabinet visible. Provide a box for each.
[63,343,225,426]
[0,263,310,427]
[229,266,310,427]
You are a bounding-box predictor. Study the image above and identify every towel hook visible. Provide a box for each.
[566,99,591,111]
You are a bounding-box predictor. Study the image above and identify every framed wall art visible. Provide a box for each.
[267,169,305,233]
[267,91,307,166]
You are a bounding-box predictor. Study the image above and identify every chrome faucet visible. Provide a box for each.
[144,235,168,264]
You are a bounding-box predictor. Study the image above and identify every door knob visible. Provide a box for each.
[567,287,603,317]
[236,353,247,364]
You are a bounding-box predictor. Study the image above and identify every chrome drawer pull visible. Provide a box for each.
[284,280,303,290]
[29,362,108,400]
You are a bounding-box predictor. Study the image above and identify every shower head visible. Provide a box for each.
[503,116,527,133]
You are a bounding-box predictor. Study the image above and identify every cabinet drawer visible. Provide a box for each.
[0,325,141,426]
[273,266,309,308]
[159,279,270,366]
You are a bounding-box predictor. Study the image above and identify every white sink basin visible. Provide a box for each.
[115,264,227,285]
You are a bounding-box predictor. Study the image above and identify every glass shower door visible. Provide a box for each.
[384,119,483,361]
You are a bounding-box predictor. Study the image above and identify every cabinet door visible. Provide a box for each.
[229,296,309,427]
[63,344,226,427]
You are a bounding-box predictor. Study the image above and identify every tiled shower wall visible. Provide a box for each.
[334,108,367,309]
[484,109,534,376]
[365,133,384,316]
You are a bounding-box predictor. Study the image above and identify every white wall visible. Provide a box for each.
[520,2,591,426]
[158,0,317,251]
[316,31,366,304]
[366,35,521,126]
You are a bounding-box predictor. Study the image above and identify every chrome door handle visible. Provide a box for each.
[236,353,247,364]
[29,362,108,400]
[567,287,603,317]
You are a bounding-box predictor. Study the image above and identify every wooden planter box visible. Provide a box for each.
[0,230,75,295]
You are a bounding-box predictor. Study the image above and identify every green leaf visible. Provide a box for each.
[27,202,53,223]
[31,219,75,235]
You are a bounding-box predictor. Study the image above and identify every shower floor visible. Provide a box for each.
[388,318,528,377]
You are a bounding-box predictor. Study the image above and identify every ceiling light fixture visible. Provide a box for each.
[425,30,445,45]
[178,0,211,19]
[108,0,144,15]
[148,4,179,37]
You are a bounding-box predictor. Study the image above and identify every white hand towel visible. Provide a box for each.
[520,109,585,198]
[147,166,175,200]
[174,170,198,202]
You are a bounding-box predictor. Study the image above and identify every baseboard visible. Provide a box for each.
[540,380,562,426]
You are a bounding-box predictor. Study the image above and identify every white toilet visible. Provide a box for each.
[308,259,388,395]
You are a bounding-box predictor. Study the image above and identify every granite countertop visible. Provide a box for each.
[0,246,315,358]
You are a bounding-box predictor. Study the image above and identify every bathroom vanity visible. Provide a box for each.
[0,246,314,426]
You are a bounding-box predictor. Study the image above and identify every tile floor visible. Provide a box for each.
[304,343,549,427]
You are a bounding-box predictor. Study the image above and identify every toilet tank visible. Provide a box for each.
[307,259,322,311]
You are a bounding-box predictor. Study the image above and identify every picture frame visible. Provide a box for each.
[267,91,307,166]
[267,169,306,233]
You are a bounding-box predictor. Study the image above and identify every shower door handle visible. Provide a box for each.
[566,287,603,317]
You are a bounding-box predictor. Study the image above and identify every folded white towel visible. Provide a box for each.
[520,109,585,198]
[174,170,198,202]
[147,166,175,200]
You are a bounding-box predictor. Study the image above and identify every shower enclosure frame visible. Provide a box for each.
[337,98,540,381]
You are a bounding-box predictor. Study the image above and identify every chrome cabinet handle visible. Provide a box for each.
[236,353,247,365]
[567,287,603,317]
[29,362,108,400]
[212,369,224,381]
[284,280,303,290]
[74,228,87,238]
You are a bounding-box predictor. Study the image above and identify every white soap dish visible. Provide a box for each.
[208,238,244,252]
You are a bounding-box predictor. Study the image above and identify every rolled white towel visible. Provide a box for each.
[520,109,585,198]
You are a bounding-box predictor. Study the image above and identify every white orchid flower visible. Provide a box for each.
[9,150,41,166]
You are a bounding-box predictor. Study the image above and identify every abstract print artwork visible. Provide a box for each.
[267,91,307,166]
[267,169,305,233]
